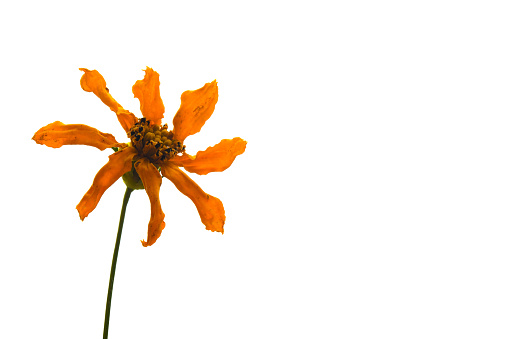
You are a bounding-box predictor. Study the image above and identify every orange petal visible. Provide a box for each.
[172,80,218,142]
[79,68,137,132]
[32,121,118,150]
[79,68,121,111]
[76,147,137,220]
[116,108,139,133]
[160,163,225,233]
[132,67,165,126]
[134,158,166,247]
[170,137,247,175]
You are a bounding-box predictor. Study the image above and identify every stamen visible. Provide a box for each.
[127,120,185,163]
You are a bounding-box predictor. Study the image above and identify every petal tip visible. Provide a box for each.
[206,223,225,234]
[76,207,86,221]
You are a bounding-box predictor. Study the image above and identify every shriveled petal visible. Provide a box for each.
[135,158,166,247]
[170,137,247,175]
[79,68,137,132]
[160,163,225,233]
[172,80,218,142]
[79,68,121,112]
[32,121,118,150]
[76,147,137,220]
[132,67,165,126]
[116,108,139,133]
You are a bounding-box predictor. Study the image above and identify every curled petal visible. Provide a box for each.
[132,67,165,125]
[171,137,247,175]
[79,68,137,132]
[160,163,225,233]
[116,108,139,133]
[135,158,166,247]
[172,80,218,142]
[76,147,137,220]
[79,68,121,112]
[32,121,118,150]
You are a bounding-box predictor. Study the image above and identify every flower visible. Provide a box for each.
[32,67,247,246]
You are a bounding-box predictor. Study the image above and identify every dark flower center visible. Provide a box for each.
[128,117,185,163]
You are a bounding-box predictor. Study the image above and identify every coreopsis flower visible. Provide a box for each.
[33,68,246,246]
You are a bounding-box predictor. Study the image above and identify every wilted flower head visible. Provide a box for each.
[33,67,246,246]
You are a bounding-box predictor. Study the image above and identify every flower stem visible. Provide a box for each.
[103,187,133,339]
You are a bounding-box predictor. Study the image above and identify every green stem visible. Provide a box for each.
[103,187,133,339]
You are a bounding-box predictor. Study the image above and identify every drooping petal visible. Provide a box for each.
[79,68,137,132]
[160,163,225,233]
[76,147,137,220]
[172,80,218,142]
[132,67,165,126]
[170,137,247,175]
[32,121,119,150]
[134,158,166,247]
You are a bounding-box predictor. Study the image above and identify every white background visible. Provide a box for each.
[1,0,509,338]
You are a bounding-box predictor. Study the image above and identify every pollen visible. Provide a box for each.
[128,119,185,163]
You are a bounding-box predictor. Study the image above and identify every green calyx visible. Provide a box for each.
[113,147,144,190]
[122,164,144,190]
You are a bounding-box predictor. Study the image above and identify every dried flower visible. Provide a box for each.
[33,67,246,246]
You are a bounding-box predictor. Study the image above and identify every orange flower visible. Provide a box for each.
[33,68,247,246]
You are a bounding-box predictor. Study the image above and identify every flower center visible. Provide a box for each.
[128,117,185,163]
